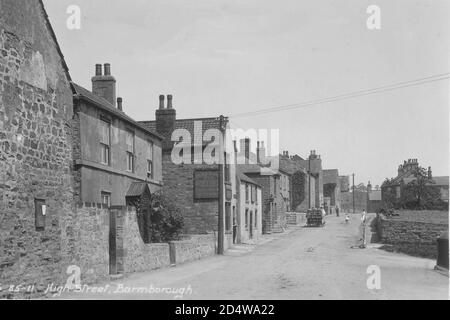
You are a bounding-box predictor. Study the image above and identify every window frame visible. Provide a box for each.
[101,192,111,208]
[99,119,111,166]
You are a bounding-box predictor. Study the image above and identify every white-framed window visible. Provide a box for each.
[245,183,249,202]
[126,130,135,172]
[101,192,111,207]
[99,119,110,165]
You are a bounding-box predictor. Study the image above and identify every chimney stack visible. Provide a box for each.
[155,94,176,150]
[167,95,173,109]
[92,63,116,107]
[257,141,266,165]
[159,95,165,109]
[117,97,123,111]
[95,64,102,76]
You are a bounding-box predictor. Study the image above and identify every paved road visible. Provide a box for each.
[59,214,449,300]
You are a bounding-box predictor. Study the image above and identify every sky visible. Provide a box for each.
[43,0,450,186]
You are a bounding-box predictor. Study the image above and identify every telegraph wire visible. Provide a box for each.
[230,73,450,119]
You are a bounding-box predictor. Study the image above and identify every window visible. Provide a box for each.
[99,120,110,165]
[245,209,249,230]
[126,130,135,172]
[147,141,154,179]
[255,188,258,204]
[101,192,111,207]
[35,199,46,231]
[245,184,249,202]
[251,185,255,203]
[255,210,258,229]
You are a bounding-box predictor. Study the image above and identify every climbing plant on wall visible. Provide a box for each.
[292,170,306,210]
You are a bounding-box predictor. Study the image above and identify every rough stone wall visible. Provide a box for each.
[66,205,109,285]
[378,215,448,259]
[123,209,171,273]
[161,152,219,234]
[0,0,74,297]
[171,234,216,265]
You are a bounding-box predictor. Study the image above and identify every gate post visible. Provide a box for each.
[109,206,125,276]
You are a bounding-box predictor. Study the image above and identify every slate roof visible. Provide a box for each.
[402,176,449,186]
[140,117,227,146]
[71,83,163,140]
[126,182,150,198]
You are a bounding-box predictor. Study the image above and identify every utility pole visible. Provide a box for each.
[308,152,311,209]
[352,173,355,214]
[217,116,225,255]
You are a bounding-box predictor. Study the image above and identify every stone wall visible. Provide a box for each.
[123,209,171,273]
[170,234,216,265]
[0,0,74,297]
[377,214,448,259]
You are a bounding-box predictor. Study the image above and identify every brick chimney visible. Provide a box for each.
[156,94,176,150]
[92,63,116,107]
[257,141,266,165]
[240,138,250,164]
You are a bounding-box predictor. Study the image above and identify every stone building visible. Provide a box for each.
[0,0,75,293]
[140,97,237,251]
[367,182,382,213]
[238,139,289,233]
[71,64,163,207]
[278,151,324,212]
[323,169,341,215]
[381,159,449,209]
[236,170,262,244]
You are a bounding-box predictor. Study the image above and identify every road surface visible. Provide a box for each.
[58,214,449,300]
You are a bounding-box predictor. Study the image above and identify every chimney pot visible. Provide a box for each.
[104,63,111,76]
[95,64,102,76]
[159,95,165,109]
[117,97,123,111]
[167,95,173,109]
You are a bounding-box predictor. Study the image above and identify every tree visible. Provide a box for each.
[149,192,184,243]
[401,166,437,209]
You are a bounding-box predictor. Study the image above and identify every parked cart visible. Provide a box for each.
[306,208,326,227]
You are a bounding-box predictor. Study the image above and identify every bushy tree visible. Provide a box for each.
[149,192,184,243]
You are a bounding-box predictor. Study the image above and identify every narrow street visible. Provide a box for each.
[59,214,448,300]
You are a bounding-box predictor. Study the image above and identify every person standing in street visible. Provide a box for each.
[360,210,367,248]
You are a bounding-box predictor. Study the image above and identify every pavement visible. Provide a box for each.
[56,213,449,300]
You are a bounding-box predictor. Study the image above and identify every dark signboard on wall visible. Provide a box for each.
[194,170,219,200]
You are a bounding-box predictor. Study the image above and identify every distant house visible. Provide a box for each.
[236,171,263,243]
[367,182,382,213]
[323,169,341,215]
[72,64,164,208]
[381,159,449,209]
[140,96,237,251]
[279,151,323,212]
[238,139,290,234]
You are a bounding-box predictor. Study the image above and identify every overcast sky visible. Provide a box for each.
[43,0,449,186]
